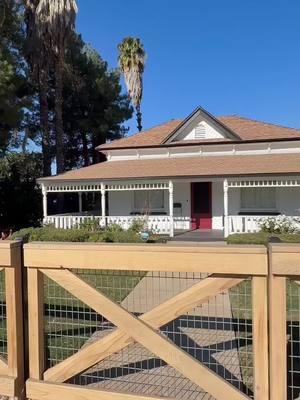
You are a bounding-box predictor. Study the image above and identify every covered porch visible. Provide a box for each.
[41,176,300,238]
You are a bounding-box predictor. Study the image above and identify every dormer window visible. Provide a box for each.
[195,123,206,139]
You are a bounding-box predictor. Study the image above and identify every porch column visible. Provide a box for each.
[78,192,83,213]
[41,184,48,220]
[169,180,174,237]
[223,179,229,237]
[101,183,106,226]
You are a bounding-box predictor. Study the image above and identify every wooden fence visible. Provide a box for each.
[0,242,24,399]
[0,241,300,399]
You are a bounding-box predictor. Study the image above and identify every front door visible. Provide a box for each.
[191,182,212,229]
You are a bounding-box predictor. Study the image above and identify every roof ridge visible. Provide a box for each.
[219,115,300,132]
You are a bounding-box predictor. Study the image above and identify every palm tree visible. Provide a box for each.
[33,0,78,174]
[118,37,146,132]
[25,0,52,176]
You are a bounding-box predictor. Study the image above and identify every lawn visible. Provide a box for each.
[227,231,300,245]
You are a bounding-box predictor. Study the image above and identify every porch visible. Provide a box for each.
[41,177,300,238]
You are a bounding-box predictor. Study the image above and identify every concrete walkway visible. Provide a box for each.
[170,229,225,243]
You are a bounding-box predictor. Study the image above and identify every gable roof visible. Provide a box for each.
[98,112,300,151]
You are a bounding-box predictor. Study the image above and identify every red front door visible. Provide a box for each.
[191,182,212,229]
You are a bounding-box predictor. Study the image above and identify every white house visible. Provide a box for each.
[38,106,300,237]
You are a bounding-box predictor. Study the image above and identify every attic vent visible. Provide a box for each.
[195,123,206,139]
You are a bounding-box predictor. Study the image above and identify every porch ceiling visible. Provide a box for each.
[38,154,300,184]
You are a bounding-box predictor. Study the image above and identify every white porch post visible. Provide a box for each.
[169,180,174,237]
[223,179,229,237]
[78,192,83,213]
[42,184,48,221]
[101,183,106,226]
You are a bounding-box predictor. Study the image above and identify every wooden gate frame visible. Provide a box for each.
[268,244,300,400]
[0,241,24,399]
[24,243,269,400]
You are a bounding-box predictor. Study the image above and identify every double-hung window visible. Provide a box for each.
[241,187,276,211]
[133,190,164,212]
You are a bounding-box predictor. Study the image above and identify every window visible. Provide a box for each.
[134,190,164,211]
[241,188,276,210]
[195,123,206,139]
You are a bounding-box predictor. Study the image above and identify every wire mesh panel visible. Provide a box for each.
[43,269,253,399]
[0,270,7,361]
[287,279,300,400]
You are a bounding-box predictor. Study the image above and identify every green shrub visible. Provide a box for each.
[130,218,146,233]
[102,229,142,243]
[12,226,91,243]
[78,218,101,232]
[12,225,145,243]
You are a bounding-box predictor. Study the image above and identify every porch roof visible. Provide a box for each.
[39,153,300,183]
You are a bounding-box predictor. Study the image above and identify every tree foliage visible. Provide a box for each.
[63,36,133,168]
[0,2,134,230]
[118,37,146,132]
[0,152,43,230]
[0,0,32,154]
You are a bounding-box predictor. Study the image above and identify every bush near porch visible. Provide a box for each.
[11,225,167,244]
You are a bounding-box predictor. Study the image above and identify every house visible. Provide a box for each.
[38,106,300,238]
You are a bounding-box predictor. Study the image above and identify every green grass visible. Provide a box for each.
[227,231,300,245]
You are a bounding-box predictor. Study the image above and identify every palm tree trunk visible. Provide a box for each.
[39,68,52,176]
[54,59,65,174]
[136,105,142,132]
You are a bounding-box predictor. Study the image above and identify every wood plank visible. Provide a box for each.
[42,269,247,400]
[0,241,22,268]
[24,243,267,275]
[5,244,24,381]
[269,275,287,400]
[0,356,8,376]
[0,375,17,397]
[28,268,45,380]
[45,275,243,383]
[271,252,300,276]
[26,379,174,400]
[252,276,269,400]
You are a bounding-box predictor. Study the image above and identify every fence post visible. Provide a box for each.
[5,241,25,399]
[252,276,269,400]
[268,244,287,400]
[27,268,45,380]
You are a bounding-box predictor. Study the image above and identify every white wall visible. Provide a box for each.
[212,182,224,229]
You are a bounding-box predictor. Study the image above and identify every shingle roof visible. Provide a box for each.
[98,116,300,150]
[40,154,300,182]
[218,116,300,141]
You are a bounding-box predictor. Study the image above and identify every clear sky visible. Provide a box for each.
[76,0,300,135]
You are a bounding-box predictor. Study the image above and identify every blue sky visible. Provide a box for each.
[77,0,300,135]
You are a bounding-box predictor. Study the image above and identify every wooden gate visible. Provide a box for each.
[24,243,269,400]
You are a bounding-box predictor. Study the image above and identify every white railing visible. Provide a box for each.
[44,215,191,235]
[228,215,265,234]
[44,215,105,229]
[228,215,300,234]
